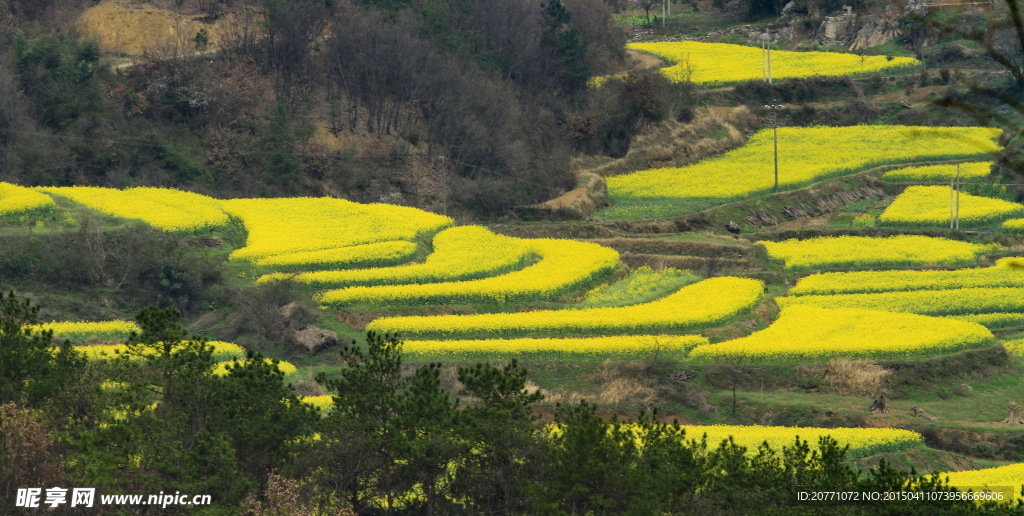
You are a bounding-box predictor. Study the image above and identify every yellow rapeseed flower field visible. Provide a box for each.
[367,276,763,338]
[300,395,334,411]
[777,287,1024,316]
[213,358,297,376]
[761,235,997,270]
[221,197,453,263]
[253,240,419,273]
[0,182,56,218]
[28,320,141,342]
[556,422,925,458]
[403,334,708,360]
[1002,339,1024,356]
[257,226,534,288]
[627,41,919,85]
[882,161,993,182]
[1004,218,1024,233]
[939,463,1024,503]
[879,186,1024,228]
[602,126,1001,219]
[789,262,1024,296]
[948,313,1024,331]
[39,186,229,232]
[687,306,994,360]
[76,341,246,361]
[317,238,620,307]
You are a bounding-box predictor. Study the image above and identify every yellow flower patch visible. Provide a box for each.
[258,225,534,287]
[879,186,1024,228]
[221,197,452,263]
[688,306,994,360]
[882,162,993,182]
[39,186,228,232]
[403,334,708,360]
[367,276,763,338]
[0,182,56,218]
[602,126,1001,219]
[627,41,919,85]
[317,238,620,307]
[762,235,997,270]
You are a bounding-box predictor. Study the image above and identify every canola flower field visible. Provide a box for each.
[779,284,1024,318]
[789,259,1024,296]
[626,41,920,85]
[601,126,1001,219]
[27,320,142,342]
[760,235,998,270]
[0,182,56,218]
[258,226,535,288]
[367,277,764,338]
[252,240,420,273]
[75,341,246,361]
[687,306,994,360]
[615,423,926,459]
[39,186,229,232]
[881,161,993,182]
[221,197,453,264]
[777,286,1024,316]
[879,186,1024,228]
[402,334,709,360]
[316,238,620,307]
[939,463,1024,501]
[1003,218,1024,233]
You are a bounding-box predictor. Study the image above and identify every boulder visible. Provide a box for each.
[292,326,339,354]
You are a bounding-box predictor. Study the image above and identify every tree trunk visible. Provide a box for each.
[1003,402,1024,425]
[869,394,889,414]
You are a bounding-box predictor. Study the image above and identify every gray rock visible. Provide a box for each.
[292,326,339,354]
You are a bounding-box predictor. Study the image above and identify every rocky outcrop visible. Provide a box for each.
[292,326,339,354]
[814,6,904,51]
[519,172,609,219]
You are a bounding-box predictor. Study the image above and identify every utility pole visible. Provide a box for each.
[949,163,961,230]
[950,163,958,230]
[763,31,782,193]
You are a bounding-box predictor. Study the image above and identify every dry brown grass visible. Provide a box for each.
[591,360,658,407]
[821,359,890,397]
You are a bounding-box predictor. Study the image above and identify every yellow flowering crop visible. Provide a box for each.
[879,186,1024,228]
[602,126,1001,219]
[882,161,993,182]
[300,395,334,411]
[76,341,246,361]
[403,334,708,360]
[317,238,620,307]
[554,422,924,459]
[778,287,1024,316]
[627,41,919,85]
[1002,339,1024,356]
[761,235,997,270]
[367,276,763,339]
[0,182,56,218]
[213,358,297,376]
[629,423,924,458]
[39,186,228,232]
[947,313,1024,331]
[253,240,418,273]
[939,463,1024,502]
[688,306,994,360]
[28,320,141,342]
[221,197,453,263]
[1004,218,1024,234]
[789,262,1024,296]
[258,226,534,287]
